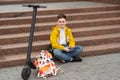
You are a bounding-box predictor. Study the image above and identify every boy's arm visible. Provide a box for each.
[50,31,64,50]
[68,29,75,47]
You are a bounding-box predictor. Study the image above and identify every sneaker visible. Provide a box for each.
[72,57,82,62]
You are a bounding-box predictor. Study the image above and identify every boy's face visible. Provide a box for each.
[57,18,66,29]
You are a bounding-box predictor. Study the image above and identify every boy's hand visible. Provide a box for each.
[69,47,75,51]
[63,47,71,52]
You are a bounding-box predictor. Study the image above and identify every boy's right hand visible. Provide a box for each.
[63,47,71,52]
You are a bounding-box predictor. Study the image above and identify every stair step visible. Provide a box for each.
[68,17,120,28]
[76,33,120,46]
[83,43,120,57]
[0,5,120,18]
[5,10,120,19]
[0,40,49,49]
[0,43,120,68]
[0,32,120,55]
[0,11,120,25]
[72,25,120,37]
[0,25,120,44]
[0,17,120,35]
[0,52,38,68]
[0,40,50,55]
[0,10,120,24]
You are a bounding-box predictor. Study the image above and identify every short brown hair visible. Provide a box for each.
[57,14,66,20]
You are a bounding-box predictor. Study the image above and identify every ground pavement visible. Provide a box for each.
[0,53,120,80]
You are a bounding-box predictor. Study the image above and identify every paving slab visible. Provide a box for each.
[0,53,120,80]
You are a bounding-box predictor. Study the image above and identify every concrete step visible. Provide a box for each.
[0,10,120,25]
[0,25,120,45]
[0,42,120,68]
[0,32,120,55]
[0,5,120,18]
[0,17,120,35]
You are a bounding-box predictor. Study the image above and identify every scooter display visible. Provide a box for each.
[21,4,47,80]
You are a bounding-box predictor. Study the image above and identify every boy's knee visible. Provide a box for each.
[79,46,83,51]
[76,46,83,53]
[53,49,62,56]
[77,46,83,50]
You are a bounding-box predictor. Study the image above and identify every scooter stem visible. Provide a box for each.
[23,4,47,65]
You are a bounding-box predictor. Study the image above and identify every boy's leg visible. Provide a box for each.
[53,49,72,62]
[53,46,83,62]
[69,46,83,57]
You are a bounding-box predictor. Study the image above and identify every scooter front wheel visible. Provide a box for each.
[21,65,31,80]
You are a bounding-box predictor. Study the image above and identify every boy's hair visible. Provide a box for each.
[57,14,66,20]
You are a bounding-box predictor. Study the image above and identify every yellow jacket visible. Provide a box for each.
[50,25,75,50]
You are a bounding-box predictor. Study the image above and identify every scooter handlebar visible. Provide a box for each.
[23,4,47,8]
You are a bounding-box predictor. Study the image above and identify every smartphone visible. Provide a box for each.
[69,47,74,51]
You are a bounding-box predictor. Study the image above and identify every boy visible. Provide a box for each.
[50,14,83,63]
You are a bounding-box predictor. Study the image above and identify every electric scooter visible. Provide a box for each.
[21,4,47,80]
